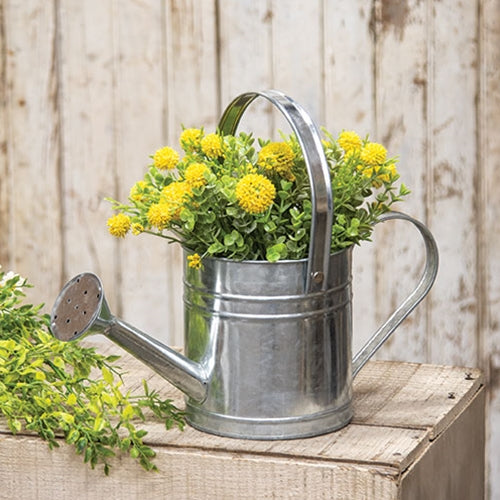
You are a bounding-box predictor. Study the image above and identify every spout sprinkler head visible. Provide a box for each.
[50,273,104,342]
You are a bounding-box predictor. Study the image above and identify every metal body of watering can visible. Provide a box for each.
[50,90,439,440]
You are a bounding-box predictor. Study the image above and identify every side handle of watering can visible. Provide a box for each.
[351,211,439,377]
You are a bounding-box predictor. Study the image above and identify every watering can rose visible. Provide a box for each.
[106,128,409,264]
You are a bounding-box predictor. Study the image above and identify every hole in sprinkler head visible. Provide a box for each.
[83,311,87,315]
[54,314,58,320]
[66,318,71,324]
[84,290,88,295]
[67,298,71,303]
[74,304,79,310]
[97,293,100,299]
[74,331,78,336]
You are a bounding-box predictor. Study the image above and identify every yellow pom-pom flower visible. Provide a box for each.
[376,163,398,185]
[161,181,192,219]
[184,163,210,188]
[337,131,362,154]
[201,133,223,159]
[360,142,387,166]
[147,203,172,230]
[153,146,180,170]
[161,181,191,203]
[131,223,144,235]
[257,142,295,180]
[107,213,131,238]
[235,173,276,214]
[187,253,202,269]
[179,128,203,152]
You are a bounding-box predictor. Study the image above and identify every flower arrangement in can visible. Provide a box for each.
[106,128,409,268]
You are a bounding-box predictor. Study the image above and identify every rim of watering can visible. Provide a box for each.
[183,246,351,266]
[218,90,333,294]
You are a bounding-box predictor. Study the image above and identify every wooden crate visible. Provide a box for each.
[0,340,484,500]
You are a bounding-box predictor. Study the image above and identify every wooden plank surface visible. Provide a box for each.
[427,0,479,367]
[0,0,8,267]
[111,0,172,342]
[1,0,63,305]
[0,435,401,500]
[161,0,219,346]
[0,340,484,500]
[322,0,378,355]
[371,0,430,363]
[400,388,486,500]
[482,0,500,496]
[218,0,274,139]
[57,0,120,310]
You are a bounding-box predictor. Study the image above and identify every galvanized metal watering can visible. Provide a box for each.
[50,90,439,440]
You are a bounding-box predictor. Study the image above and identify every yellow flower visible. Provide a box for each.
[374,163,398,187]
[161,181,192,219]
[360,142,387,166]
[129,180,147,201]
[131,223,144,235]
[107,213,131,238]
[338,131,362,154]
[179,128,203,151]
[361,166,375,179]
[235,174,276,214]
[187,253,202,269]
[184,163,210,188]
[153,146,180,170]
[201,133,224,159]
[257,142,295,180]
[162,181,192,203]
[147,203,171,230]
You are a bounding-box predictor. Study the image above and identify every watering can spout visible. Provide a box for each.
[50,272,208,403]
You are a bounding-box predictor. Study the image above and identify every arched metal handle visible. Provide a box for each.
[218,90,333,293]
[352,211,439,376]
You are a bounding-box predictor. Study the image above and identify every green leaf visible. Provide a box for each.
[66,429,80,444]
[8,419,22,433]
[225,206,239,217]
[264,221,277,233]
[207,240,225,255]
[266,243,287,262]
[93,416,105,432]
[101,366,114,385]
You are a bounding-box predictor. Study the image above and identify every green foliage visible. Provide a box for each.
[106,127,409,263]
[0,270,185,475]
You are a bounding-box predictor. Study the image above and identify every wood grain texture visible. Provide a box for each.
[371,0,430,363]
[322,0,378,355]
[270,0,324,127]
[2,0,63,305]
[481,0,500,497]
[400,388,486,500]
[427,0,479,367]
[0,342,484,500]
[218,0,274,138]
[161,0,219,345]
[0,435,401,500]
[57,0,120,310]
[112,0,171,341]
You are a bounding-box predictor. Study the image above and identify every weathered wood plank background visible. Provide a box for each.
[0,0,498,497]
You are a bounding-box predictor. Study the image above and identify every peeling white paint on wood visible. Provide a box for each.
[0,0,498,496]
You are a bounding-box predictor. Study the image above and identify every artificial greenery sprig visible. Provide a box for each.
[0,269,185,475]
[106,128,410,267]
